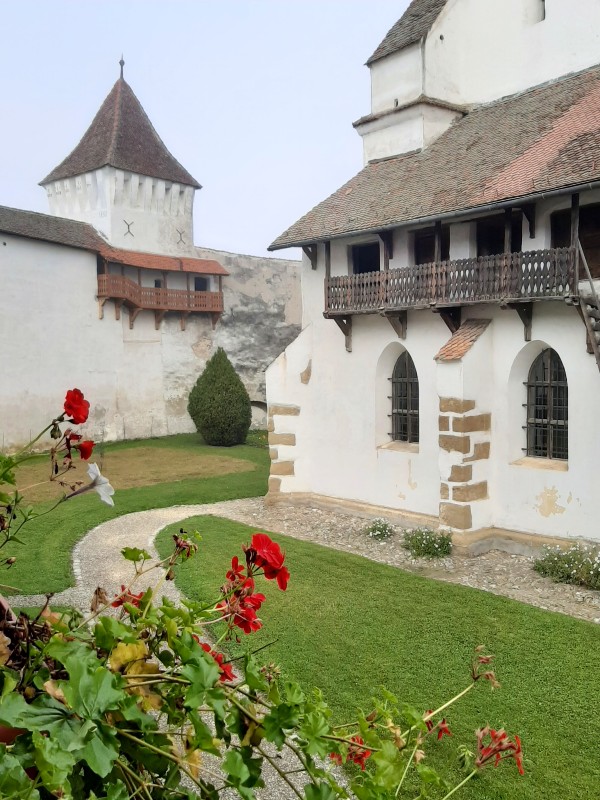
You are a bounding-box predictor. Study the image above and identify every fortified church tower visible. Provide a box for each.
[41,60,199,257]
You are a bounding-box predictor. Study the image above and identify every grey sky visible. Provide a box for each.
[1,1,407,258]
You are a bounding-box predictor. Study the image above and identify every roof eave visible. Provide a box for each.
[268,179,600,252]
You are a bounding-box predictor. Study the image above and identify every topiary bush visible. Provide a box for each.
[187,348,251,446]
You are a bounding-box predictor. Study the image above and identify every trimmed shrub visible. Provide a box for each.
[533,543,600,590]
[403,528,453,559]
[187,348,251,446]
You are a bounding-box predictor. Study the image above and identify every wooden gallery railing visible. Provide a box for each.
[97,274,224,313]
[325,247,576,314]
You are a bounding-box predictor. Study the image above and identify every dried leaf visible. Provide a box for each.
[91,586,110,613]
[185,747,202,780]
[0,632,12,666]
[109,641,148,672]
[41,607,64,627]
[125,659,162,710]
[43,679,67,705]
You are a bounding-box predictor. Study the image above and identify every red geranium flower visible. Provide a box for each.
[247,533,290,590]
[77,440,95,460]
[226,556,246,582]
[329,736,372,771]
[64,388,90,424]
[437,718,452,740]
[111,585,144,609]
[475,727,524,775]
[200,642,236,683]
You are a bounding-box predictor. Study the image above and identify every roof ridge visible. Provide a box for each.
[107,78,123,165]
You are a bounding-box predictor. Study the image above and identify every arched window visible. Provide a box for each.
[391,352,419,443]
[526,349,568,459]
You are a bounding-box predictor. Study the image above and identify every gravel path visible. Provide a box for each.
[11,496,600,621]
[8,496,600,798]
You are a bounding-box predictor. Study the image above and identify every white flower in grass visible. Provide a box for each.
[87,463,115,506]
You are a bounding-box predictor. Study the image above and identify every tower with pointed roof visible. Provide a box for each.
[41,63,200,256]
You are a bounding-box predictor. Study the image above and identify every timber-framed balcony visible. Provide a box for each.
[97,274,224,330]
[324,247,577,349]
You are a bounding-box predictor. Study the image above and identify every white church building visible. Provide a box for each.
[266,0,600,552]
[0,64,300,447]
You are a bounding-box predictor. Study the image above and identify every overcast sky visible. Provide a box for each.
[0,1,407,259]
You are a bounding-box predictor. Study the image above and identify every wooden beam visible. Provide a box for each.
[114,299,123,321]
[98,298,109,320]
[211,312,221,330]
[154,310,166,330]
[571,192,580,285]
[378,231,394,270]
[137,267,142,285]
[508,302,533,341]
[382,311,407,339]
[325,242,331,279]
[434,220,442,263]
[302,245,318,270]
[180,312,190,331]
[435,307,461,333]
[333,316,352,352]
[504,208,512,254]
[522,203,536,239]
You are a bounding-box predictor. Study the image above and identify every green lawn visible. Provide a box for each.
[156,515,600,800]
[5,434,269,594]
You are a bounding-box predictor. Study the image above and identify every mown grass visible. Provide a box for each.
[156,515,600,800]
[5,434,269,594]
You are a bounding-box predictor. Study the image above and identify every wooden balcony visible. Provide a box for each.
[325,247,576,316]
[97,274,224,330]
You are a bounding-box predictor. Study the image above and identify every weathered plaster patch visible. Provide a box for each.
[408,460,417,490]
[535,487,566,517]
[300,360,312,384]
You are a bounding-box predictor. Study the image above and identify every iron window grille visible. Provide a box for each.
[525,349,568,459]
[390,352,419,443]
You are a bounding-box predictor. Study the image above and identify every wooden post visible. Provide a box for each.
[504,208,512,254]
[571,192,580,286]
[324,241,331,313]
[137,268,141,285]
[434,221,442,263]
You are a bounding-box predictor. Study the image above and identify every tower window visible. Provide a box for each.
[526,349,568,459]
[391,351,419,443]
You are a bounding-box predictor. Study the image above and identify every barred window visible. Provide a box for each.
[526,349,568,459]
[391,352,419,443]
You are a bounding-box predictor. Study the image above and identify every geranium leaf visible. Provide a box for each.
[94,617,138,651]
[121,547,151,562]
[371,740,407,791]
[263,703,300,748]
[304,783,338,800]
[80,723,119,777]
[244,655,268,692]
[181,657,220,708]
[32,728,76,795]
[298,711,331,757]
[0,751,40,799]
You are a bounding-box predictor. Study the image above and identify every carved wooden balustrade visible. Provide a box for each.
[325,247,576,315]
[97,274,224,329]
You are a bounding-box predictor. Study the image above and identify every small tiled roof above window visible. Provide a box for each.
[366,0,448,65]
[435,319,491,362]
[270,65,600,250]
[41,79,200,189]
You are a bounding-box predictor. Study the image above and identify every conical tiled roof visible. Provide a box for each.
[367,0,448,65]
[41,78,201,188]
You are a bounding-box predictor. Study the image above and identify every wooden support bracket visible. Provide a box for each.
[180,312,190,331]
[382,311,407,339]
[154,310,166,330]
[129,308,142,329]
[508,302,533,341]
[333,316,352,352]
[98,298,109,320]
[302,245,318,270]
[114,299,124,321]
[435,307,462,333]
[211,312,221,330]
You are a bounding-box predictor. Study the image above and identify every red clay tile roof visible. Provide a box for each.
[367,0,448,65]
[269,66,600,251]
[434,319,491,362]
[41,79,200,189]
[0,205,227,275]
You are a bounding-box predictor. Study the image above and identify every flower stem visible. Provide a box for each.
[439,770,478,800]
[395,739,419,797]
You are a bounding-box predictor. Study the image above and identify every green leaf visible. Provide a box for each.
[121,546,151,562]
[285,681,306,705]
[119,694,158,732]
[94,617,138,651]
[62,662,123,719]
[305,783,339,800]
[79,722,119,777]
[371,740,407,791]
[32,728,76,796]
[0,692,96,751]
[263,703,300,748]
[181,656,220,708]
[0,751,40,800]
[188,711,221,756]
[244,655,268,692]
[298,711,331,757]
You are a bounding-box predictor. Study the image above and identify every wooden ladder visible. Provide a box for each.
[577,242,600,371]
